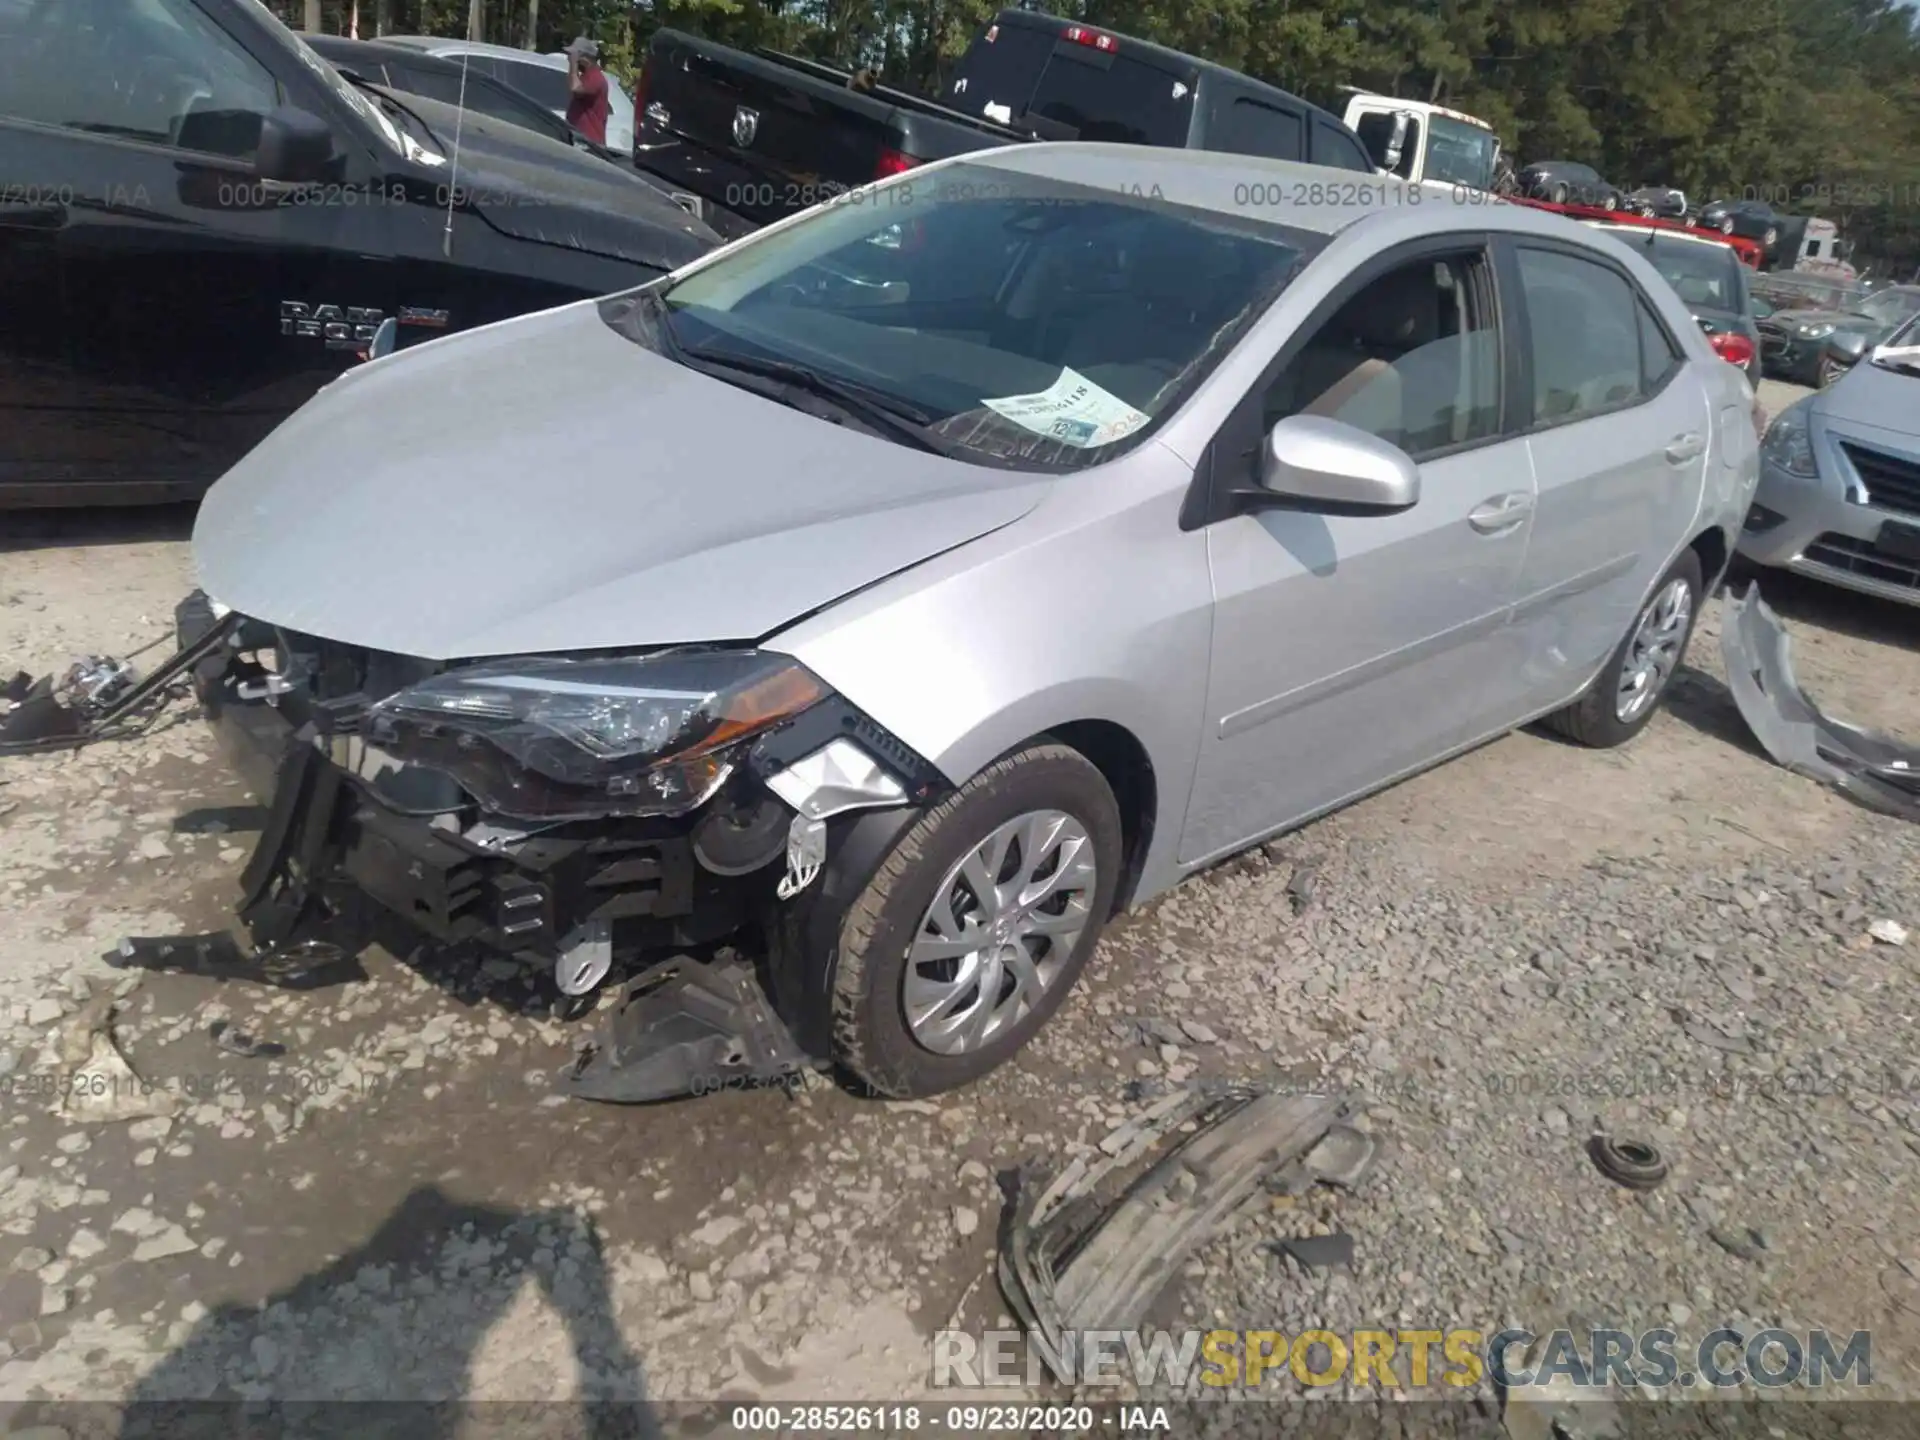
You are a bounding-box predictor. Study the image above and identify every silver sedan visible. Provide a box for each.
[190,143,1762,1100]
[1741,316,1920,607]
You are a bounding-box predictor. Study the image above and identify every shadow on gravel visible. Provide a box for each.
[1729,559,1919,653]
[0,503,197,555]
[1660,662,1772,761]
[107,1184,660,1439]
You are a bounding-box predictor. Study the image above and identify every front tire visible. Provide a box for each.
[1817,353,1846,388]
[1543,549,1704,749]
[829,742,1123,1098]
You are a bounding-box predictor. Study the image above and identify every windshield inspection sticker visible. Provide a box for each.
[981,369,1150,448]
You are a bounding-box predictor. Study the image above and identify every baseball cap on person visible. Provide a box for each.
[565,36,600,59]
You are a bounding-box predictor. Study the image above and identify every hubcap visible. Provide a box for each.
[903,810,1098,1055]
[1615,577,1693,723]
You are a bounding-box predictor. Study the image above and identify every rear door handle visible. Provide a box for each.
[1468,492,1533,534]
[1665,432,1706,465]
[0,201,67,230]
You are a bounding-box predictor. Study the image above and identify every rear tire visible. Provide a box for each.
[829,742,1123,1098]
[1551,182,1571,204]
[1542,549,1704,749]
[1719,216,1736,234]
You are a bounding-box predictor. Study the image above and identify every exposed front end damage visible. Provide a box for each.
[1720,583,1920,821]
[170,592,948,1102]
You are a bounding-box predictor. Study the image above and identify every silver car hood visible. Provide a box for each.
[193,301,1051,660]
[1817,358,1920,435]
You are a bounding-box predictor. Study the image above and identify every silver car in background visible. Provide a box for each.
[1742,314,1920,607]
[186,143,1761,1101]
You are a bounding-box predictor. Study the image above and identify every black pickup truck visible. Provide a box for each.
[634,8,1377,236]
[0,0,720,508]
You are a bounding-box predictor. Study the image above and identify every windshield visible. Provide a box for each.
[1856,289,1920,329]
[945,28,1193,146]
[282,29,411,156]
[1873,314,1920,373]
[1424,115,1498,190]
[619,162,1318,469]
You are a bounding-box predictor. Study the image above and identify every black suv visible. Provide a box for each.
[0,0,719,508]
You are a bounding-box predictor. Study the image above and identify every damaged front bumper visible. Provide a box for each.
[1720,584,1920,821]
[170,592,947,1102]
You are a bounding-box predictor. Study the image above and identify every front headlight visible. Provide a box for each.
[365,650,830,821]
[1760,403,1819,480]
[1794,322,1836,341]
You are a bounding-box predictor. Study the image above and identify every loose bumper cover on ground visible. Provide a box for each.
[133,593,954,1103]
[1000,1085,1376,1355]
[1720,584,1920,821]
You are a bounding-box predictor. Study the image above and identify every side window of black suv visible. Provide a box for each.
[4,0,280,160]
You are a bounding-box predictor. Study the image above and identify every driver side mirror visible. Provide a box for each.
[1242,415,1420,516]
[1751,297,1774,320]
[1381,111,1411,174]
[255,106,336,184]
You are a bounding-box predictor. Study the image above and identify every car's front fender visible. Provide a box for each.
[770,454,1212,907]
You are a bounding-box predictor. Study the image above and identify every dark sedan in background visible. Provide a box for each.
[1628,185,1688,219]
[1518,159,1635,210]
[1699,198,1783,249]
[1757,284,1920,388]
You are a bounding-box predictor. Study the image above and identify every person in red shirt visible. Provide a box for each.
[564,36,610,146]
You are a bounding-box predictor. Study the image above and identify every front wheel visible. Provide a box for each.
[1817,353,1847,388]
[1542,549,1704,749]
[828,742,1123,1098]
[1719,216,1736,234]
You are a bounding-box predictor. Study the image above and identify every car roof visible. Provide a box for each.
[1584,223,1738,256]
[956,143,1658,252]
[376,35,564,66]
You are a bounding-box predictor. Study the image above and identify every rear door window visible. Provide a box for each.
[495,57,569,110]
[1310,115,1372,172]
[945,27,1192,146]
[1212,97,1302,161]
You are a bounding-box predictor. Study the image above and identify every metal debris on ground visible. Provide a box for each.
[208,1019,288,1059]
[560,956,814,1104]
[0,615,236,755]
[55,986,179,1125]
[1274,1232,1356,1271]
[1869,918,1910,947]
[1588,1134,1670,1191]
[107,932,367,991]
[998,1084,1374,1356]
[1721,584,1920,821]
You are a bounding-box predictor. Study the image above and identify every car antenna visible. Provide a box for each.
[442,49,474,257]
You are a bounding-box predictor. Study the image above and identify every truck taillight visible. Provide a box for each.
[1710,331,1756,369]
[875,148,920,178]
[1063,24,1118,51]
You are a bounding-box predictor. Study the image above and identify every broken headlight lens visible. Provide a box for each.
[1760,404,1818,480]
[364,651,830,821]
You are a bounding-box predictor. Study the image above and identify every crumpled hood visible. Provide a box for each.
[392,94,719,272]
[193,302,1051,661]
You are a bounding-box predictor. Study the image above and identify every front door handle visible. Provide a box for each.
[0,201,67,231]
[1665,432,1706,465]
[1468,492,1533,534]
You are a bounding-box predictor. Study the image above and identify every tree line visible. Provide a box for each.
[277,0,1920,276]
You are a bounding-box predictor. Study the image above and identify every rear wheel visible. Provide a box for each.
[1543,549,1704,749]
[829,743,1123,1098]
[1551,182,1571,204]
[1719,216,1736,234]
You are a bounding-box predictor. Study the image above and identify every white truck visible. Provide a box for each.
[1339,92,1504,194]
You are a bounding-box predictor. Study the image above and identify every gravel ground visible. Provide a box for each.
[2,379,1918,1431]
